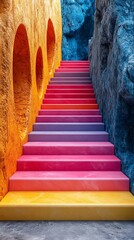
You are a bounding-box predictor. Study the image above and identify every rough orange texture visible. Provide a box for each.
[0,0,62,199]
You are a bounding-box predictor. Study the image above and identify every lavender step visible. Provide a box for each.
[49,81,91,85]
[51,77,91,81]
[28,131,109,142]
[33,123,105,131]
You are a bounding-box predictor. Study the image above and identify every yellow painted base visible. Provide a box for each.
[0,191,134,220]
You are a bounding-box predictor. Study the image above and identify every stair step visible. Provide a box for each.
[1,191,134,220]
[56,69,90,72]
[47,84,93,89]
[43,99,96,104]
[17,155,121,171]
[33,123,104,131]
[46,89,94,93]
[39,110,100,115]
[45,93,95,98]
[28,131,109,142]
[41,104,98,110]
[51,77,91,81]
[49,81,91,84]
[23,142,114,155]
[54,72,89,77]
[36,115,102,123]
[9,171,129,191]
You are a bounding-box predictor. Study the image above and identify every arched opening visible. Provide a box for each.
[13,24,31,140]
[47,19,56,73]
[36,47,43,98]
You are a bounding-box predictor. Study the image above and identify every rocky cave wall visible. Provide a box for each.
[61,0,95,60]
[90,0,134,193]
[0,0,62,199]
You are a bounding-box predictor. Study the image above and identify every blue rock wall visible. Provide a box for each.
[90,0,134,194]
[61,0,95,60]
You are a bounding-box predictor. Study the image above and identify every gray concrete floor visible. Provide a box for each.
[0,221,134,240]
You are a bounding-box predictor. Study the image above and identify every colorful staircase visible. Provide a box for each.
[0,60,134,220]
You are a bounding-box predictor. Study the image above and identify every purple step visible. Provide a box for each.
[36,115,102,123]
[49,81,91,85]
[54,72,89,77]
[28,131,109,142]
[51,77,91,81]
[38,110,100,115]
[33,123,105,131]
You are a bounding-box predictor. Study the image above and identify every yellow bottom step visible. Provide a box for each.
[0,191,134,220]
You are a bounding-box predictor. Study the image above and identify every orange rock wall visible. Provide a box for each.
[0,0,62,199]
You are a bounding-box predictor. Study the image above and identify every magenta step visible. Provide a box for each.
[39,110,100,115]
[47,84,93,89]
[46,89,94,93]
[17,155,121,171]
[9,171,129,191]
[23,142,114,155]
[33,123,104,131]
[36,115,102,123]
[45,93,95,98]
[28,131,109,142]
[54,72,89,77]
[43,99,96,104]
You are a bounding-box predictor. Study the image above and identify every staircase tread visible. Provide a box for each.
[29,131,108,135]
[10,171,128,180]
[18,155,120,161]
[1,191,134,206]
[24,142,114,146]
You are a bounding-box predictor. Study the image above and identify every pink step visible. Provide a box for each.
[17,155,121,171]
[9,171,129,191]
[43,99,96,104]
[36,115,102,123]
[46,89,94,93]
[44,93,95,98]
[56,69,89,72]
[47,84,93,89]
[23,142,114,155]
[51,77,91,81]
[38,110,100,115]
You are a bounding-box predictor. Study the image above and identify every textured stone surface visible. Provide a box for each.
[61,0,95,60]
[0,0,62,199]
[0,221,134,240]
[90,0,134,193]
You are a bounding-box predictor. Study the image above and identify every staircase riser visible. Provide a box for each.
[43,99,96,104]
[55,73,89,77]
[47,85,93,89]
[49,81,91,84]
[38,110,100,115]
[45,94,95,98]
[41,104,98,110]
[9,180,129,191]
[36,116,102,123]
[33,124,104,131]
[17,161,121,171]
[46,90,94,93]
[28,134,109,142]
[23,146,114,155]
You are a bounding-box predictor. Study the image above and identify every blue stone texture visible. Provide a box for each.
[61,0,95,60]
[90,0,134,194]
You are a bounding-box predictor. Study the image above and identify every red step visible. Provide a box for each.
[9,171,129,191]
[17,155,121,171]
